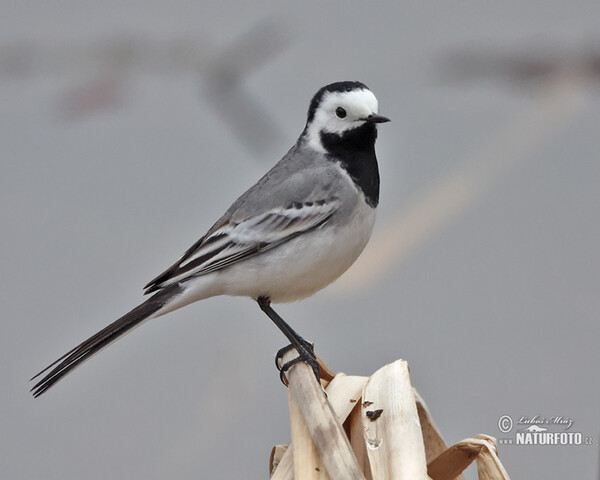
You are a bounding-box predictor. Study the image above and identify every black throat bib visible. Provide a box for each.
[320,123,380,208]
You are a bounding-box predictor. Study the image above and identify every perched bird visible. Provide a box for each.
[31,81,390,397]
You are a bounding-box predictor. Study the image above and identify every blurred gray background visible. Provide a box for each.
[2,1,599,479]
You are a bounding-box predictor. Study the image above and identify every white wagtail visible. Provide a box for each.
[31,81,389,396]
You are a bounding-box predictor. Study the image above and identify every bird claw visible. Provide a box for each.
[275,341,320,386]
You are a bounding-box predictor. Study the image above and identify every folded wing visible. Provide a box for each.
[144,199,339,293]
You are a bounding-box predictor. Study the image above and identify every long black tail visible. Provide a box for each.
[31,284,183,397]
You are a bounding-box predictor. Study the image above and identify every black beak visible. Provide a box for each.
[365,114,391,124]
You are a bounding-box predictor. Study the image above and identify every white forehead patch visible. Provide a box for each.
[304,88,380,153]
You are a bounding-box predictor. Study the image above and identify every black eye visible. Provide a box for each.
[335,107,347,119]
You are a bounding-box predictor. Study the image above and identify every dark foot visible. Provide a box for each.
[276,341,320,385]
[256,295,320,385]
[274,344,296,368]
[274,341,314,368]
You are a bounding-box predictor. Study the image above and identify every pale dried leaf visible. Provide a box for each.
[270,445,289,477]
[349,404,372,480]
[414,388,466,480]
[362,359,428,480]
[427,435,510,480]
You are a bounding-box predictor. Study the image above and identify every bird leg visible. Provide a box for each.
[257,296,320,384]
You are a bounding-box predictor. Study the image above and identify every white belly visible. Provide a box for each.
[215,199,376,303]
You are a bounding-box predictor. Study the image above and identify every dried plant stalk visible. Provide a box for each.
[270,447,293,480]
[325,374,368,421]
[274,350,366,480]
[349,403,372,480]
[413,388,466,480]
[269,445,288,477]
[271,356,511,480]
[474,435,510,480]
[289,389,328,479]
[272,373,368,479]
[361,359,428,480]
[413,389,448,463]
[427,434,510,480]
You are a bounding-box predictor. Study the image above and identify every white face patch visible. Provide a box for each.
[304,89,380,152]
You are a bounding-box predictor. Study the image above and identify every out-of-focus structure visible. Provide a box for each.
[0,19,293,155]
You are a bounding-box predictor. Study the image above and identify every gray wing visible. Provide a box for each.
[144,147,348,293]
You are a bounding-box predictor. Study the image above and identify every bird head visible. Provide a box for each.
[302,81,390,153]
